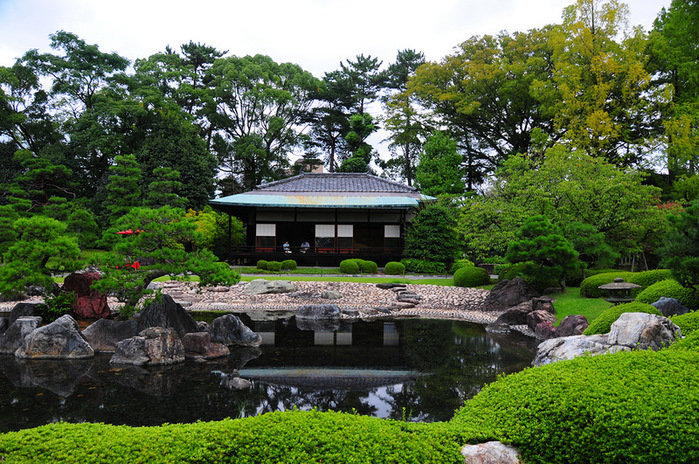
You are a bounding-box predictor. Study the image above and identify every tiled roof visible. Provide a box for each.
[254,172,418,194]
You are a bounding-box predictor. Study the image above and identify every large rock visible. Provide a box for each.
[16,314,94,359]
[608,312,681,351]
[243,279,298,295]
[461,441,521,464]
[82,319,139,352]
[62,270,110,319]
[137,294,199,338]
[0,316,8,335]
[556,315,589,337]
[651,297,690,318]
[532,334,618,366]
[532,296,556,315]
[526,310,557,331]
[0,316,42,354]
[9,302,42,324]
[535,321,557,340]
[182,332,229,360]
[296,304,341,320]
[481,278,540,312]
[207,314,261,347]
[493,301,532,326]
[110,327,185,366]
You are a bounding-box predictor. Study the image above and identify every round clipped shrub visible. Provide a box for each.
[583,302,661,335]
[384,261,405,275]
[449,259,474,275]
[358,259,378,274]
[266,261,282,272]
[281,259,297,270]
[453,266,490,288]
[628,269,674,289]
[635,279,699,310]
[671,311,699,336]
[256,260,269,270]
[340,259,360,274]
[580,271,635,298]
[452,349,699,464]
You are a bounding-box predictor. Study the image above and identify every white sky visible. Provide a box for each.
[0,0,671,76]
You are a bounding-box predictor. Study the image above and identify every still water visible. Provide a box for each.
[0,313,535,432]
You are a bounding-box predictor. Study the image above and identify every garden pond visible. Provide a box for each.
[0,313,536,432]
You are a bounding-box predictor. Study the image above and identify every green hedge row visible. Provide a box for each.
[579,270,674,298]
[400,258,446,275]
[636,279,699,310]
[384,261,405,275]
[452,349,699,464]
[256,260,297,271]
[0,411,463,463]
[339,259,378,275]
[671,311,699,336]
[453,266,490,288]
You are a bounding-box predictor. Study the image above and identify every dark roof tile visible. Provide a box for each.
[255,173,418,194]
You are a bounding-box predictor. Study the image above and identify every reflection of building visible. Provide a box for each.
[210,172,435,266]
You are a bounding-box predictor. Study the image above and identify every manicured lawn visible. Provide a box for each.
[546,286,610,325]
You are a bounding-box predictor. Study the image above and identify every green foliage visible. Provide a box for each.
[403,204,460,264]
[505,215,579,292]
[0,216,82,299]
[400,258,447,275]
[105,154,142,222]
[256,260,269,270]
[39,291,77,322]
[628,269,674,289]
[281,259,297,270]
[669,330,699,351]
[0,411,463,463]
[94,207,239,315]
[659,198,699,292]
[357,259,378,274]
[452,349,699,463]
[339,259,360,274]
[583,302,661,335]
[186,206,244,259]
[635,279,699,310]
[448,259,474,275]
[580,271,635,298]
[453,266,490,288]
[266,261,282,272]
[384,261,406,275]
[671,311,699,336]
[414,131,464,196]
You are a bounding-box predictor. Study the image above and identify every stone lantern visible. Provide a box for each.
[598,278,641,305]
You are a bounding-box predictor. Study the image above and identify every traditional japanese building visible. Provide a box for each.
[210,172,435,266]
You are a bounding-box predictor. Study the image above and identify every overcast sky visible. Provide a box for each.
[0,0,671,77]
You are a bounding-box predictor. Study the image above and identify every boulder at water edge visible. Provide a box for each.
[295,304,341,332]
[62,270,110,319]
[9,302,42,324]
[526,310,557,331]
[0,317,7,335]
[461,441,521,464]
[137,294,199,338]
[110,327,185,366]
[82,319,139,352]
[0,316,42,354]
[481,278,540,312]
[243,279,298,295]
[182,332,230,360]
[16,315,94,359]
[207,314,262,347]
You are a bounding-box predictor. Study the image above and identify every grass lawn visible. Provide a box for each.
[546,286,611,325]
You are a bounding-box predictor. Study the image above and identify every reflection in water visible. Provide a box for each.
[0,316,536,432]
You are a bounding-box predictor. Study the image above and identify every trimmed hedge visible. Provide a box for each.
[266,261,282,272]
[256,260,269,270]
[583,302,661,335]
[400,258,446,275]
[358,259,378,274]
[339,259,360,274]
[628,269,673,288]
[452,349,699,464]
[453,266,490,288]
[384,261,405,275]
[448,259,474,275]
[281,259,297,270]
[671,311,699,336]
[669,330,699,351]
[635,279,699,310]
[0,411,463,463]
[579,271,636,298]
